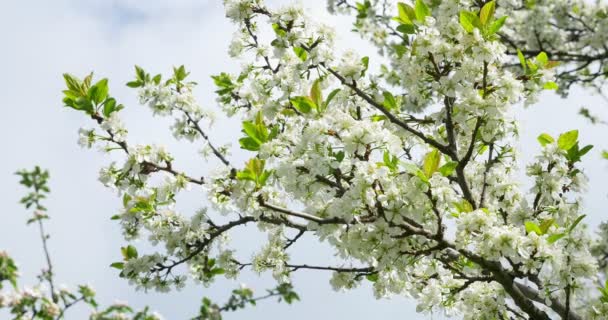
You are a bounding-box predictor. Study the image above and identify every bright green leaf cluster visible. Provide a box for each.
[63,73,123,117]
[548,215,586,244]
[236,158,273,189]
[517,50,560,90]
[289,79,340,114]
[382,91,397,110]
[0,252,18,289]
[459,1,507,38]
[355,0,372,19]
[422,149,441,178]
[16,166,50,212]
[239,112,279,151]
[380,151,400,172]
[538,130,593,166]
[121,245,139,261]
[451,199,474,217]
[393,0,431,35]
[525,219,554,236]
[599,280,608,303]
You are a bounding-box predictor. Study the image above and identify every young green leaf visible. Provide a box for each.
[537,133,554,146]
[324,89,341,109]
[517,49,527,72]
[290,96,316,113]
[453,199,473,213]
[547,233,565,244]
[382,91,397,110]
[557,130,578,151]
[293,47,308,61]
[361,56,370,76]
[487,16,507,34]
[459,11,480,33]
[438,161,458,176]
[88,78,109,105]
[310,79,324,109]
[567,215,586,233]
[414,0,431,21]
[525,221,542,235]
[103,98,117,117]
[397,2,416,23]
[479,1,495,25]
[543,81,559,90]
[397,24,416,34]
[121,245,138,260]
[422,149,441,178]
[536,52,548,67]
[239,137,260,151]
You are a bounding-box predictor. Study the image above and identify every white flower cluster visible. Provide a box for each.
[138,81,215,142]
[63,0,608,319]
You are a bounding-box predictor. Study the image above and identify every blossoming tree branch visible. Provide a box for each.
[3,0,608,319]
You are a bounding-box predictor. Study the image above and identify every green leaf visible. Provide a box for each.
[89,78,109,105]
[543,81,559,90]
[537,133,554,146]
[110,262,124,270]
[121,245,138,260]
[517,49,527,72]
[325,89,341,109]
[173,65,188,81]
[293,47,308,61]
[239,137,261,151]
[310,79,323,110]
[557,130,578,151]
[453,199,473,213]
[152,74,162,84]
[403,163,428,183]
[382,151,399,172]
[366,273,379,282]
[438,161,458,176]
[361,56,369,76]
[397,24,416,34]
[73,96,94,114]
[547,233,565,244]
[479,0,495,25]
[382,91,397,110]
[63,73,84,94]
[237,158,272,189]
[536,52,548,67]
[103,98,117,117]
[525,221,542,235]
[397,3,416,23]
[539,219,555,234]
[602,150,608,159]
[414,0,431,21]
[126,81,142,88]
[459,11,480,33]
[578,144,593,157]
[134,65,146,82]
[242,122,263,143]
[487,16,507,34]
[422,149,441,178]
[290,96,316,113]
[567,215,586,233]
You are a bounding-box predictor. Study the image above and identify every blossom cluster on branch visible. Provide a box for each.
[39,0,608,319]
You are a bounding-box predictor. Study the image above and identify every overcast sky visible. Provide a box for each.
[1,1,607,319]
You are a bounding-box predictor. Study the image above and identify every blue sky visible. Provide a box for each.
[0,0,607,319]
